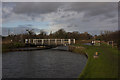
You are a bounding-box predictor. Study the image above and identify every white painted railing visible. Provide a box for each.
[25,39,75,45]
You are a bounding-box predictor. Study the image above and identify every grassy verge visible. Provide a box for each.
[2,43,25,52]
[73,44,119,78]
[2,43,52,53]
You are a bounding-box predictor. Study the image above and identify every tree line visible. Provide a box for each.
[2,28,120,48]
[2,28,92,42]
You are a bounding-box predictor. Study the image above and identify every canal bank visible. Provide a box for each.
[68,45,88,58]
[2,43,53,53]
[70,44,119,78]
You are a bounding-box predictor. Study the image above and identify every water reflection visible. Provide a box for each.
[3,49,87,78]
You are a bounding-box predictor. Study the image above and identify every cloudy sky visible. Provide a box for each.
[2,2,118,35]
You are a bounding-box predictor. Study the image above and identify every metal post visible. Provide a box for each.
[33,39,34,44]
[25,39,27,43]
[55,39,57,45]
[73,39,75,44]
[29,39,31,43]
[112,41,114,47]
[48,39,50,45]
[61,39,62,44]
[63,39,65,45]
[35,39,36,44]
[37,39,38,44]
[68,39,71,45]
[42,39,44,45]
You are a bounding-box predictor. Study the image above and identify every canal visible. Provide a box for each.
[2,47,87,78]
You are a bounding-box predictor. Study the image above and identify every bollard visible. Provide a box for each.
[96,52,98,56]
[93,52,99,59]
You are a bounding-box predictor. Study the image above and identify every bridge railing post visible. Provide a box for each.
[36,39,38,44]
[73,39,75,44]
[55,39,57,45]
[48,39,50,45]
[29,39,31,43]
[33,39,34,44]
[61,39,62,45]
[68,39,71,45]
[63,39,64,45]
[25,39,28,43]
[42,39,44,45]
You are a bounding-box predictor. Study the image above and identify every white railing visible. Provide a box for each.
[25,39,75,45]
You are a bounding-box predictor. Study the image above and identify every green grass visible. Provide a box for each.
[74,44,119,78]
[2,43,25,52]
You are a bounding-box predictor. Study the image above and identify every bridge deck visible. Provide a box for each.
[25,39,75,45]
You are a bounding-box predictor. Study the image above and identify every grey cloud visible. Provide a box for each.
[18,24,33,28]
[60,12,77,19]
[66,2,117,19]
[61,14,71,19]
[3,2,117,22]
[67,24,78,28]
[2,2,118,35]
[110,19,118,23]
[104,13,116,19]
[67,25,73,28]
[7,2,118,18]
[13,2,64,14]
[67,25,72,27]
[2,26,41,36]
[27,24,33,26]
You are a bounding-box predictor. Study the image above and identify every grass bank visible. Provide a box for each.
[2,43,53,53]
[72,44,119,78]
[2,43,25,52]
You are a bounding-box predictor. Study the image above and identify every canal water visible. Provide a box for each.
[2,47,87,78]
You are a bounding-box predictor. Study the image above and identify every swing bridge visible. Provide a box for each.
[25,39,75,46]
